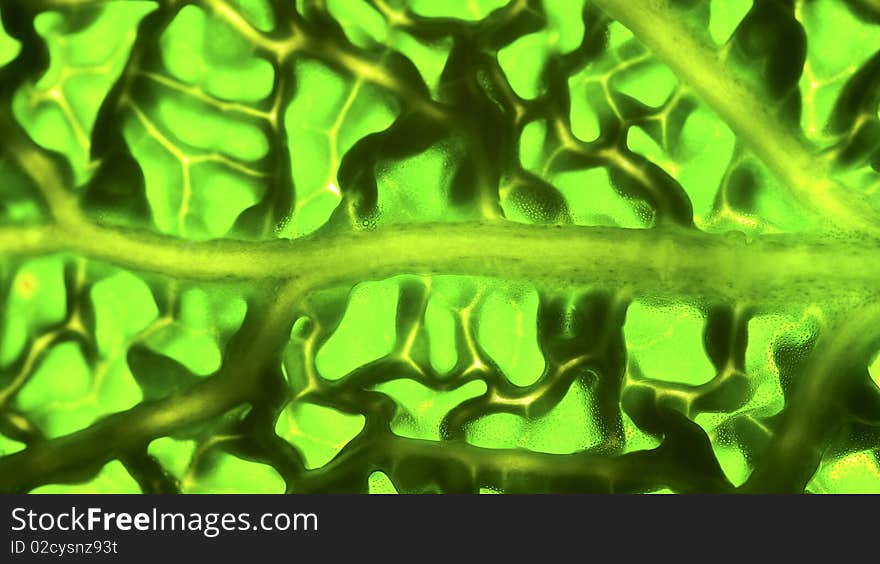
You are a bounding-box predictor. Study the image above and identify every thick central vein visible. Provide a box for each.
[2,221,878,307]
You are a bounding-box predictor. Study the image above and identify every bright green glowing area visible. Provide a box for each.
[555,168,652,228]
[708,0,752,45]
[185,456,285,494]
[615,61,677,107]
[544,0,586,53]
[280,59,398,238]
[688,310,823,487]
[148,437,286,493]
[518,120,651,228]
[870,356,880,390]
[716,446,750,487]
[123,94,267,240]
[387,33,451,95]
[718,158,815,234]
[148,437,197,479]
[626,112,738,229]
[368,471,399,494]
[326,0,387,49]
[797,0,880,143]
[230,0,275,32]
[161,5,274,102]
[0,434,24,457]
[0,256,66,367]
[497,0,586,92]
[377,142,463,224]
[16,340,141,439]
[374,379,486,441]
[519,120,546,173]
[424,283,461,375]
[466,379,601,454]
[498,33,550,100]
[743,313,815,415]
[91,271,159,356]
[477,285,545,387]
[694,410,753,487]
[408,0,509,20]
[316,279,399,381]
[624,301,716,386]
[622,411,660,453]
[275,402,365,469]
[607,22,633,49]
[0,7,21,67]
[12,3,155,185]
[641,107,735,226]
[113,1,278,239]
[143,287,247,377]
[31,461,140,494]
[567,78,601,142]
[161,100,268,161]
[808,451,880,494]
[675,107,736,223]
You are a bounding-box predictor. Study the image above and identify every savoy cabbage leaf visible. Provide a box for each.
[0,0,879,494]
